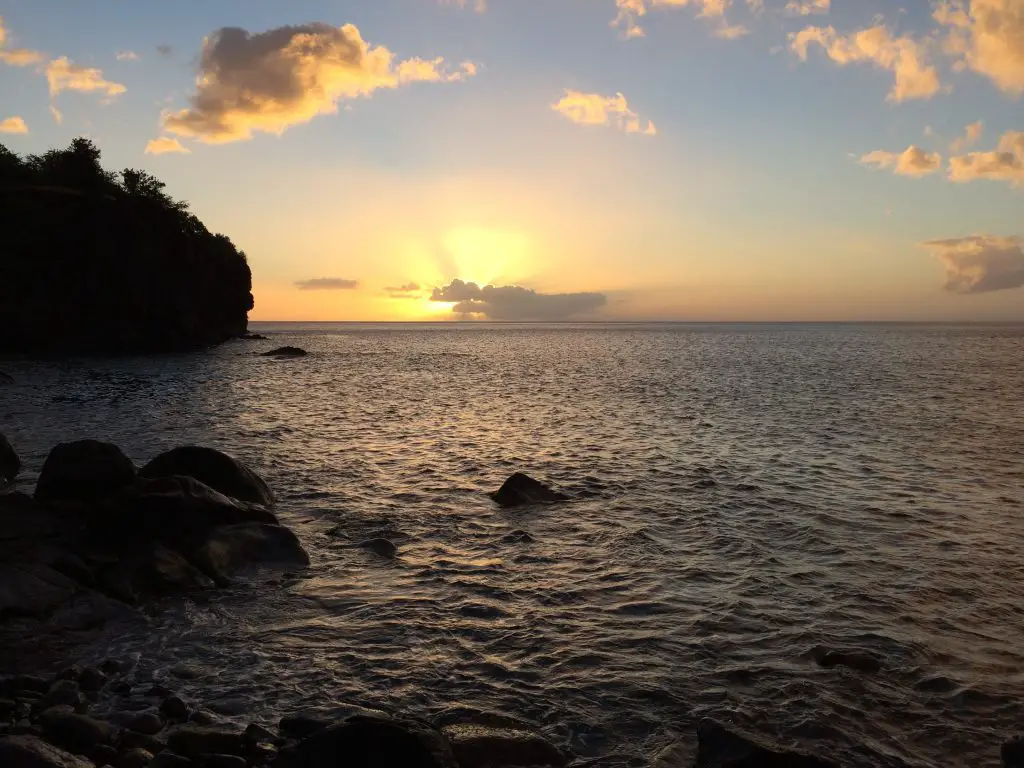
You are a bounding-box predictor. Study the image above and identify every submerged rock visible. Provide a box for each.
[284,714,458,768]
[1004,735,1024,767]
[192,523,309,580]
[812,647,882,675]
[0,734,94,768]
[358,538,397,559]
[34,441,137,504]
[140,446,275,507]
[166,726,245,759]
[261,346,307,358]
[0,432,20,483]
[279,714,332,740]
[696,718,837,768]
[489,473,569,508]
[441,723,568,767]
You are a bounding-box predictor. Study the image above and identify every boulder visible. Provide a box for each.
[118,748,154,768]
[35,441,136,505]
[441,724,568,767]
[0,562,79,617]
[0,432,20,483]
[283,714,458,768]
[149,753,192,768]
[166,727,244,759]
[119,731,165,754]
[140,447,274,507]
[1004,735,1024,767]
[489,473,569,508]
[126,713,163,736]
[0,734,95,768]
[161,697,190,722]
[38,709,115,756]
[279,714,331,741]
[357,538,397,559]
[0,371,14,385]
[261,347,307,358]
[91,744,118,766]
[76,668,107,693]
[196,755,245,768]
[42,680,85,710]
[191,523,309,581]
[811,647,881,675]
[696,719,837,768]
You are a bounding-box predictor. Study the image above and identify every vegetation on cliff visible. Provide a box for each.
[0,138,253,354]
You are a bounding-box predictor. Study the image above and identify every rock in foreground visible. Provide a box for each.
[0,734,94,768]
[140,445,275,507]
[696,718,838,768]
[0,432,19,484]
[34,440,136,504]
[490,473,569,508]
[261,346,307,358]
[284,714,458,768]
[442,723,568,767]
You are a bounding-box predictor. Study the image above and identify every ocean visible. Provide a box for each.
[2,322,1023,766]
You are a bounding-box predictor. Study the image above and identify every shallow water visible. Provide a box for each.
[3,322,1024,767]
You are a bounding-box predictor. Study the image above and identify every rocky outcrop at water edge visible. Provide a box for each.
[489,473,569,508]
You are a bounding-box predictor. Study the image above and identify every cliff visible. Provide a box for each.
[0,138,253,355]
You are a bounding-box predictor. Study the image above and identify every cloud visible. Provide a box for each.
[46,57,126,97]
[950,120,984,153]
[715,23,750,39]
[116,50,139,61]
[921,235,1024,294]
[786,0,830,15]
[551,90,657,135]
[145,136,191,155]
[0,16,42,65]
[860,145,942,176]
[790,24,941,102]
[161,23,475,144]
[0,116,28,134]
[295,277,360,290]
[613,0,737,39]
[49,105,62,124]
[386,282,421,298]
[430,279,607,320]
[935,0,1024,95]
[948,130,1024,185]
[156,44,174,57]
[442,0,487,11]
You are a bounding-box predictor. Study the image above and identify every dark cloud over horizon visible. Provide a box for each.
[386,282,421,298]
[295,277,359,290]
[922,235,1024,294]
[430,279,606,320]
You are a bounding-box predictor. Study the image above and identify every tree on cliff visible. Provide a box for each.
[0,138,254,354]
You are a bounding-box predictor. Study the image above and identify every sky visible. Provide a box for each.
[0,0,1022,321]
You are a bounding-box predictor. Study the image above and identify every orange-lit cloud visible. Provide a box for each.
[386,282,422,298]
[145,136,191,155]
[431,278,607,319]
[163,23,475,144]
[295,277,360,290]
[922,235,1024,294]
[0,16,42,66]
[613,0,738,38]
[785,0,830,15]
[948,130,1024,185]
[0,116,28,134]
[552,90,657,135]
[860,146,942,176]
[790,24,941,102]
[936,0,1024,95]
[46,57,126,97]
[950,120,984,152]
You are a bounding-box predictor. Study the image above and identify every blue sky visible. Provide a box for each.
[1,0,1022,320]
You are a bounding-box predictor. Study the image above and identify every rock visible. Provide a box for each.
[695,718,838,768]
[99,660,123,677]
[188,711,217,727]
[149,754,192,768]
[43,680,85,710]
[239,332,269,341]
[813,648,882,675]
[127,713,163,736]
[1004,735,1024,767]
[100,546,217,601]
[243,723,279,745]
[166,727,244,759]
[278,714,331,740]
[502,529,535,544]
[119,731,165,754]
[191,524,309,582]
[39,709,115,756]
[1,675,50,696]
[56,666,83,682]
[146,686,173,700]
[34,441,137,504]
[441,724,568,767]
[260,347,307,358]
[0,562,80,618]
[77,669,107,693]
[118,747,154,768]
[489,473,569,508]
[0,432,20,483]
[139,447,275,507]
[161,698,190,722]
[0,734,95,767]
[0,697,16,717]
[283,714,457,768]
[357,538,397,558]
[0,371,13,385]
[92,744,119,765]
[195,755,244,768]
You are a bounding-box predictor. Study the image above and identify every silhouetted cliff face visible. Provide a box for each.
[0,139,253,355]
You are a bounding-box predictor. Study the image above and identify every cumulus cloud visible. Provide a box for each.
[935,0,1024,95]
[552,90,657,135]
[46,57,126,97]
[295,277,360,290]
[860,145,943,176]
[790,24,941,102]
[386,282,422,298]
[161,23,475,144]
[0,16,42,66]
[145,137,191,155]
[948,130,1024,185]
[0,116,28,134]
[430,279,607,320]
[950,120,984,152]
[715,23,750,39]
[116,50,139,61]
[922,235,1024,294]
[786,0,830,15]
[613,0,737,39]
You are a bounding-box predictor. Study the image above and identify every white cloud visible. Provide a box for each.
[116,50,139,61]
[935,0,1024,95]
[922,235,1024,294]
[786,0,830,16]
[790,24,941,102]
[551,90,657,135]
[162,23,475,144]
[949,130,1024,185]
[145,137,191,155]
[860,145,943,176]
[0,116,28,134]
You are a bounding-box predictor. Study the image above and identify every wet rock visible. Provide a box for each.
[0,697,16,718]
[502,529,535,544]
[99,660,123,677]
[441,723,568,767]
[489,473,569,508]
[139,447,275,507]
[358,538,397,558]
[813,648,882,675]
[127,713,163,736]
[1003,735,1024,767]
[161,697,190,722]
[39,709,115,756]
[2,675,50,696]
[278,714,331,740]
[34,440,137,505]
[91,744,118,765]
[103,546,217,601]
[118,747,154,768]
[696,718,837,768]
[0,371,13,385]
[43,680,85,710]
[119,731,165,754]
[196,755,244,768]
[188,710,217,727]
[0,432,20,484]
[146,686,173,699]
[261,347,307,358]
[191,524,309,581]
[0,563,80,618]
[166,727,244,759]
[149,754,192,768]
[0,734,95,767]
[283,714,457,768]
[243,723,279,745]
[56,666,83,682]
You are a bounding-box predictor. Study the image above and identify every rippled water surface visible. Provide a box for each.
[3,323,1024,767]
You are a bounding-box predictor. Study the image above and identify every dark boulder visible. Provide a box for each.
[190,523,309,581]
[118,747,154,768]
[261,347,307,358]
[811,646,882,675]
[161,697,190,722]
[91,744,118,766]
[696,719,838,768]
[1004,735,1024,767]
[279,714,332,741]
[99,546,216,602]
[1,432,20,483]
[196,755,245,768]
[0,734,94,768]
[126,713,163,736]
[166,727,244,759]
[283,714,458,768]
[357,538,397,559]
[149,753,192,768]
[0,371,13,384]
[441,724,568,767]
[38,709,116,756]
[34,441,136,505]
[489,473,569,508]
[0,562,80,617]
[140,447,274,507]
